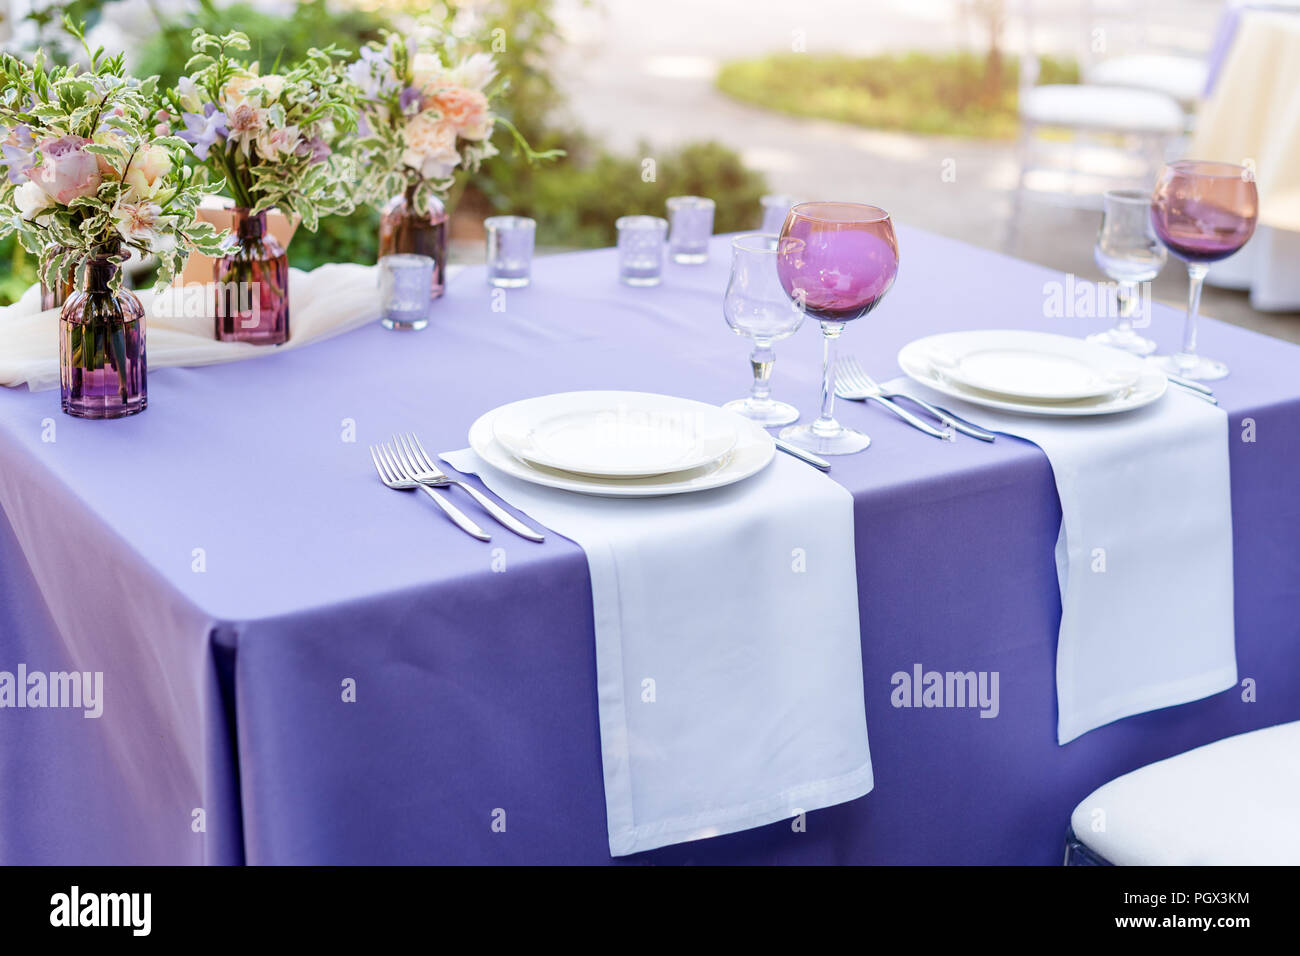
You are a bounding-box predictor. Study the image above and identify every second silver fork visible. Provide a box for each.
[836,355,996,442]
[392,433,546,542]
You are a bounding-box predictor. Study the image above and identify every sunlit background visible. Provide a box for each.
[3,0,1294,340]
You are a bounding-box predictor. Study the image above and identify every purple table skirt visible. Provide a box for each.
[2,228,1298,864]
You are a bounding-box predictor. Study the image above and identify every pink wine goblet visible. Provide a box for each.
[1150,160,1258,381]
[776,201,899,455]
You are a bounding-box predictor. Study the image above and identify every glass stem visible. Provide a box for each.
[1179,263,1209,365]
[1115,279,1137,331]
[814,322,844,437]
[749,342,774,403]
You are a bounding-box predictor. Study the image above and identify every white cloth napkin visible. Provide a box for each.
[0,263,384,390]
[442,447,874,856]
[887,378,1237,744]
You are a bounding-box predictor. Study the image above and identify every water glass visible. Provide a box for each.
[760,194,797,234]
[722,234,804,426]
[1087,189,1166,356]
[666,196,715,264]
[616,215,668,286]
[378,254,434,331]
[485,216,536,288]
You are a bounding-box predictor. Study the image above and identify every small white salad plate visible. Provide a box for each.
[471,399,774,497]
[491,390,741,479]
[899,331,1168,417]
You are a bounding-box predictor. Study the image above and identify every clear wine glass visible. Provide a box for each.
[1150,160,1258,380]
[776,201,898,455]
[722,234,805,426]
[1087,189,1166,355]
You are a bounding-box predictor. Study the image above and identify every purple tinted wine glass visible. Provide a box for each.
[1151,161,1258,381]
[776,201,898,455]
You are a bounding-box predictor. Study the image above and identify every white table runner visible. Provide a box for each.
[888,379,1237,743]
[443,448,874,856]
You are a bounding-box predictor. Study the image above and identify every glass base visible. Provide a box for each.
[779,420,871,455]
[489,276,530,288]
[382,315,429,331]
[1086,327,1157,356]
[723,396,800,427]
[62,396,147,419]
[621,274,662,287]
[1154,352,1229,381]
[671,252,708,265]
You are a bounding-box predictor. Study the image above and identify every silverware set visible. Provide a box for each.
[834,355,998,442]
[369,432,545,543]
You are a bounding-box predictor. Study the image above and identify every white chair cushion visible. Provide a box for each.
[1020,84,1185,134]
[1086,55,1208,104]
[1071,720,1300,865]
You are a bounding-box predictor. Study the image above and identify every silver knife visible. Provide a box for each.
[774,438,831,471]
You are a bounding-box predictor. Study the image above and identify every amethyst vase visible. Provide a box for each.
[59,251,147,419]
[214,208,290,345]
[378,188,447,298]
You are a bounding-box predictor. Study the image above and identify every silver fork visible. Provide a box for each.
[836,355,997,442]
[832,359,952,441]
[393,433,545,542]
[370,442,492,542]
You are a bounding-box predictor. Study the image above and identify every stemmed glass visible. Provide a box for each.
[1087,189,1166,355]
[776,202,898,455]
[1150,161,1258,380]
[722,234,805,426]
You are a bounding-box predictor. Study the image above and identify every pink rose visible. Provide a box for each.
[26,135,102,204]
[432,87,491,141]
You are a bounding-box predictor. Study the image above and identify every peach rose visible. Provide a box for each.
[401,111,460,180]
[432,86,491,141]
[123,145,172,198]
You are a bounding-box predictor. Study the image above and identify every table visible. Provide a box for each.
[2,229,1298,865]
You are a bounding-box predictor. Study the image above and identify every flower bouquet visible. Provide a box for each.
[350,28,560,296]
[0,23,229,419]
[162,30,357,345]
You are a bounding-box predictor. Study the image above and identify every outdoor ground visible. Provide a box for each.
[549,0,1300,344]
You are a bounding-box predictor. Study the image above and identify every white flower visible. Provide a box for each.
[401,111,461,180]
[14,180,54,220]
[448,52,497,92]
[112,199,176,252]
[411,52,447,94]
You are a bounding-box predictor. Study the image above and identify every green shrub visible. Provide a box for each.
[717,51,1079,140]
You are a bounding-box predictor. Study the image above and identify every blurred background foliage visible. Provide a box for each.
[717,51,1078,140]
[1,0,768,298]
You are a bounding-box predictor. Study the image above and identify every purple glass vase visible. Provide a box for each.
[40,244,75,311]
[378,189,446,298]
[59,252,147,419]
[214,208,290,345]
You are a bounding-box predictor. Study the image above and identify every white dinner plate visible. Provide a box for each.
[920,330,1144,403]
[492,391,741,478]
[899,334,1168,417]
[470,403,775,497]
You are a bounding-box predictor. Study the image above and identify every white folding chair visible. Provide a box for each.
[1066,720,1300,865]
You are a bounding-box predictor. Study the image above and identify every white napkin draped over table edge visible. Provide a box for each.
[443,447,874,857]
[0,263,475,391]
[883,377,1238,744]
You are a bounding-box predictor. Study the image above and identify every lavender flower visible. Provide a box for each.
[399,86,424,116]
[178,104,228,161]
[1,125,36,185]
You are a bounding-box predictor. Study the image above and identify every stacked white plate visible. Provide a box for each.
[898,330,1167,416]
[469,391,775,496]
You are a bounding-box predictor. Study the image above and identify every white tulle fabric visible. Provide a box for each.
[0,263,382,391]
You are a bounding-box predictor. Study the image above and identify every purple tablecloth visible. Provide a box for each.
[2,228,1298,864]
